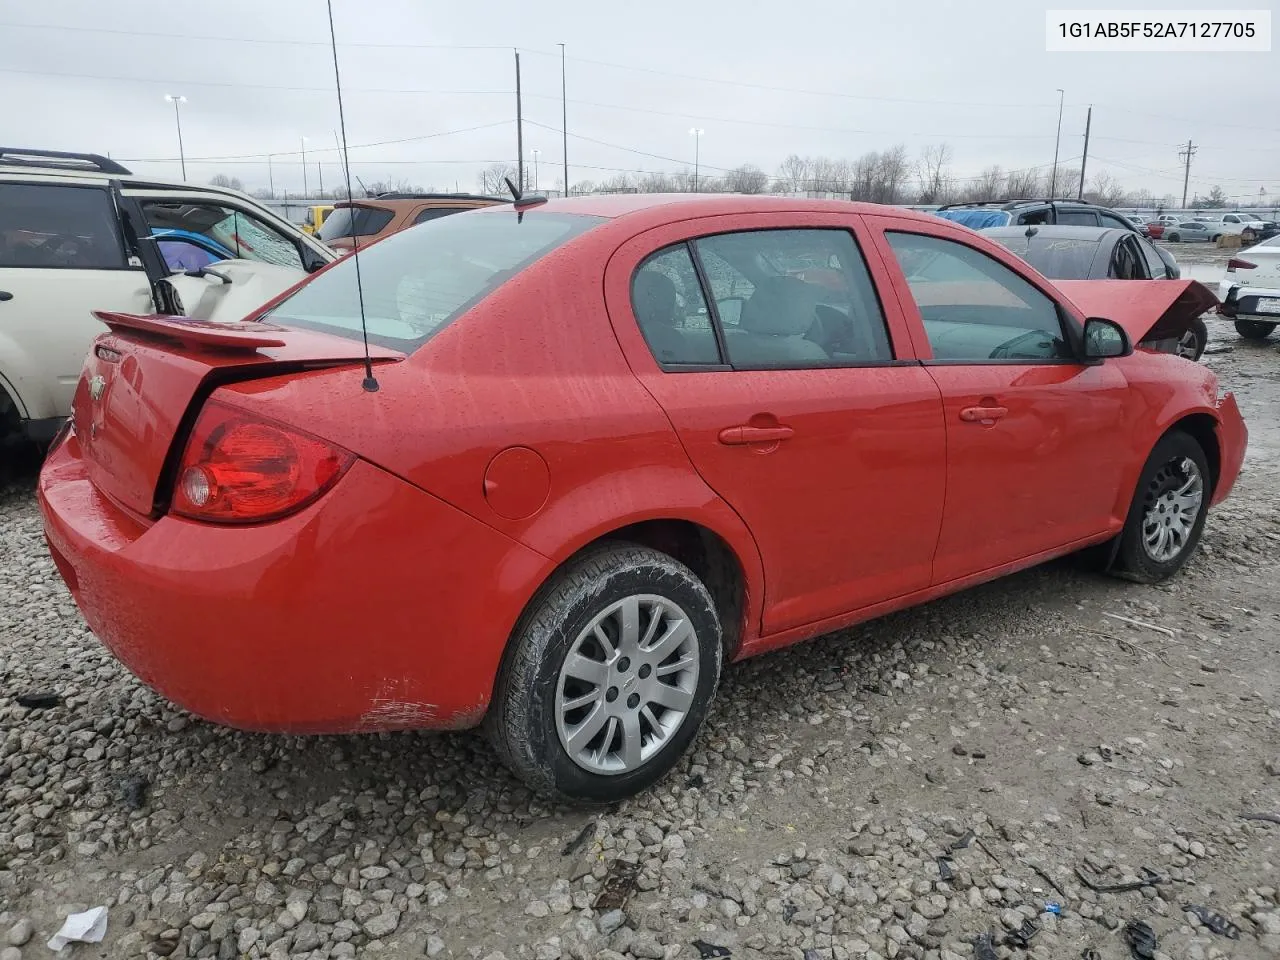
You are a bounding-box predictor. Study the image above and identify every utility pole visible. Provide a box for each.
[267,154,275,199]
[559,43,569,197]
[1050,89,1064,197]
[1077,106,1091,200]
[689,128,704,192]
[164,95,187,180]
[514,50,524,194]
[301,137,309,198]
[1179,140,1197,209]
[318,162,324,197]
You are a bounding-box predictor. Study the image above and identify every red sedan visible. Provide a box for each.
[39,195,1246,803]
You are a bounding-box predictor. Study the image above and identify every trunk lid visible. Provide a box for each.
[1055,279,1219,347]
[73,312,404,517]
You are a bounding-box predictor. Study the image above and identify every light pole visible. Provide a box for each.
[267,154,275,199]
[531,149,541,191]
[300,137,309,198]
[164,95,187,179]
[559,43,569,197]
[689,128,704,192]
[1050,89,1064,198]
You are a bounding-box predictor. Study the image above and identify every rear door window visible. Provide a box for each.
[269,211,603,350]
[1136,237,1168,278]
[319,205,395,241]
[0,183,126,269]
[413,207,462,226]
[693,229,894,367]
[632,245,721,365]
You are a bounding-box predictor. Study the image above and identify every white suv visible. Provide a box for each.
[0,148,336,453]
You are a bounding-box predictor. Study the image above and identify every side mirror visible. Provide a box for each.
[1083,317,1131,360]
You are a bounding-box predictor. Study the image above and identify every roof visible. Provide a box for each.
[478,192,945,224]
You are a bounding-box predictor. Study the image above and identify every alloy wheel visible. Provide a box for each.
[555,594,700,775]
[1141,456,1204,563]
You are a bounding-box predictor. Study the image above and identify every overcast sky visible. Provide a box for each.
[1,0,1276,203]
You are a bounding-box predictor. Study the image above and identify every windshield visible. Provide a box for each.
[269,210,604,350]
[987,235,1101,279]
[319,205,394,241]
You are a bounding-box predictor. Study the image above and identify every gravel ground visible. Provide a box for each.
[3,324,1279,960]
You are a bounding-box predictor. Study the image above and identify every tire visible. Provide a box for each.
[1242,229,1257,243]
[1176,318,1207,360]
[1235,319,1277,340]
[1167,232,1180,242]
[1111,431,1210,584]
[486,542,722,804]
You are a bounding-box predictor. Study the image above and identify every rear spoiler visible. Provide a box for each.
[93,312,290,349]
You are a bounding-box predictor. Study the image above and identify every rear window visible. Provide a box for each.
[319,205,395,241]
[0,183,126,269]
[268,210,604,350]
[987,235,1102,280]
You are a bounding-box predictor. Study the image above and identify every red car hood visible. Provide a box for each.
[1055,279,1219,345]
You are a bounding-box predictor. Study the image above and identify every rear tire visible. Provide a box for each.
[1235,319,1277,340]
[1111,431,1210,584]
[1167,232,1181,242]
[1242,228,1257,243]
[486,543,722,804]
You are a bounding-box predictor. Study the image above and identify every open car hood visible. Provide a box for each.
[1055,279,1218,346]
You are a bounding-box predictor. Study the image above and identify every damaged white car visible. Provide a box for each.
[0,148,334,452]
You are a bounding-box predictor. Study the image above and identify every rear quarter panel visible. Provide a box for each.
[220,224,767,642]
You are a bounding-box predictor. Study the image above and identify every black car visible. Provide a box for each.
[934,198,1182,279]
[985,225,1205,360]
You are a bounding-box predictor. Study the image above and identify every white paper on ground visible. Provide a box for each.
[46,906,109,950]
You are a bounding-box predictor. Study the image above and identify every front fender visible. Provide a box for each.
[0,331,47,420]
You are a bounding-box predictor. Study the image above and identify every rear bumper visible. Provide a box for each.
[1212,392,1247,507]
[1218,283,1280,321]
[38,434,551,734]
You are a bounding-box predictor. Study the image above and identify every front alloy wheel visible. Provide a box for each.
[1140,457,1204,563]
[1112,430,1211,583]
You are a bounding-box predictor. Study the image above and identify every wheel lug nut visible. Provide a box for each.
[616,657,631,672]
[638,664,652,679]
[627,693,641,709]
[606,687,619,703]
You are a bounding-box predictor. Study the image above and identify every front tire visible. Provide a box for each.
[1112,431,1210,583]
[1235,319,1277,340]
[1167,232,1181,242]
[1176,318,1207,360]
[487,543,722,804]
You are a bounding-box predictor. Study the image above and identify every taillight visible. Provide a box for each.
[1227,258,1256,272]
[172,400,354,523]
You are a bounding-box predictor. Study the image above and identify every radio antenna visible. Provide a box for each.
[324,0,378,392]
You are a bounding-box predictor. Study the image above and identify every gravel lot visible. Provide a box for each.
[3,320,1279,960]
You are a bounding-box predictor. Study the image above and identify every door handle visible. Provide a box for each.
[0,291,12,302]
[959,405,1008,423]
[718,425,795,445]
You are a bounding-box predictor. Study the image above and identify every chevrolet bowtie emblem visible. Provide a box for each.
[88,375,106,401]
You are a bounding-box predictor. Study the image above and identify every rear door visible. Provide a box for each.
[0,181,154,419]
[868,215,1131,583]
[605,212,946,636]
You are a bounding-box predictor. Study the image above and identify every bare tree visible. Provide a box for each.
[915,144,952,204]
[810,157,849,195]
[569,179,596,196]
[872,145,910,203]
[960,165,1005,202]
[209,174,245,191]
[636,172,675,193]
[724,164,769,194]
[1054,166,1083,200]
[1003,167,1044,199]
[597,173,636,194]
[1084,171,1126,207]
[478,162,518,195]
[776,154,811,194]
[848,152,879,200]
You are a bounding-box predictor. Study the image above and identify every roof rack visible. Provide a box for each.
[0,147,132,176]
[371,191,507,202]
[937,197,1108,211]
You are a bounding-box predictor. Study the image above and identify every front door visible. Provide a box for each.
[871,220,1130,583]
[605,214,947,635]
[0,181,153,420]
